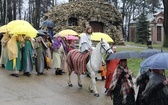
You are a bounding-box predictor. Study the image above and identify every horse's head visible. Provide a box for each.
[100,38,113,55]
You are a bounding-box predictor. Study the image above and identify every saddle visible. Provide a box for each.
[67,49,90,75]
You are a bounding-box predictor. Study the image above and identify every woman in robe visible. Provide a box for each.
[34,36,48,76]
[21,36,34,76]
[51,35,68,75]
[0,32,10,68]
[109,59,135,105]
[43,34,52,69]
[5,35,24,77]
[105,46,119,94]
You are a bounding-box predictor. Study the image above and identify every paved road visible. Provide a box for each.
[0,68,112,105]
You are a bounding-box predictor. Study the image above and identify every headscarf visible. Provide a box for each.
[52,36,68,54]
[35,36,48,48]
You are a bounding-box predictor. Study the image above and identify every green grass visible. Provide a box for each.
[114,42,168,76]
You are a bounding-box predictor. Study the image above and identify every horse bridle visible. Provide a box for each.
[100,42,111,54]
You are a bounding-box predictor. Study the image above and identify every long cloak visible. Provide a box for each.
[142,72,168,105]
[34,38,48,73]
[5,41,21,71]
[22,40,34,72]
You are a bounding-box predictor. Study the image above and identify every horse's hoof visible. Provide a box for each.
[78,83,82,87]
[69,84,73,87]
[94,93,99,97]
[90,90,93,93]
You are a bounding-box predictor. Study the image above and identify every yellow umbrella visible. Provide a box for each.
[9,24,38,38]
[58,29,78,36]
[79,32,114,42]
[91,32,114,42]
[0,25,8,33]
[7,20,32,32]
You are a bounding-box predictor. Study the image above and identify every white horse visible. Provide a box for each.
[66,39,113,97]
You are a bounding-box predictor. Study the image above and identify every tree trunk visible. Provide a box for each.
[163,0,168,47]
[7,0,13,22]
[0,0,2,25]
[34,0,40,29]
[18,0,22,19]
[13,0,16,20]
[2,0,6,24]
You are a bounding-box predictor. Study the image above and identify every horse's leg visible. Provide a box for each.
[77,74,82,87]
[68,69,73,87]
[89,71,99,97]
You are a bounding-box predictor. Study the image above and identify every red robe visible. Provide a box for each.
[105,59,119,89]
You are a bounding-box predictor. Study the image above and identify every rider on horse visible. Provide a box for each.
[79,26,93,54]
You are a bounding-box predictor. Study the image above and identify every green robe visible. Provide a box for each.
[34,42,47,73]
[22,40,33,72]
[5,41,21,71]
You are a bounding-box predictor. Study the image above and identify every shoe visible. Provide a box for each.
[11,73,19,77]
[40,73,43,75]
[15,74,19,77]
[11,73,16,76]
[1,64,5,68]
[55,70,59,75]
[58,70,62,75]
[37,72,40,76]
[23,72,31,76]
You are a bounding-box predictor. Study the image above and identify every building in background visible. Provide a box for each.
[129,11,164,44]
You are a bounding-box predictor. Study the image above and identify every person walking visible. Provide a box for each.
[34,36,48,76]
[21,36,34,76]
[5,35,24,77]
[135,68,151,105]
[141,69,168,105]
[0,32,10,68]
[105,46,119,93]
[51,35,68,75]
[109,59,135,105]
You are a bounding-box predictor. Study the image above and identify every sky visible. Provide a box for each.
[23,0,69,10]
[57,0,68,4]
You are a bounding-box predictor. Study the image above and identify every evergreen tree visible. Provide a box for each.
[136,13,151,44]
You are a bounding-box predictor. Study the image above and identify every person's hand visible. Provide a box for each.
[163,78,168,85]
[124,69,128,73]
[125,74,130,78]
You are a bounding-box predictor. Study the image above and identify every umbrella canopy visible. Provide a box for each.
[106,51,141,60]
[42,20,55,28]
[91,32,114,42]
[58,29,78,36]
[65,35,79,40]
[0,25,8,33]
[7,20,32,31]
[140,53,168,69]
[37,30,48,36]
[139,49,163,58]
[9,24,38,38]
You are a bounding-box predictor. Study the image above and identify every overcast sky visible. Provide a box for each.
[57,0,68,4]
[23,0,69,15]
